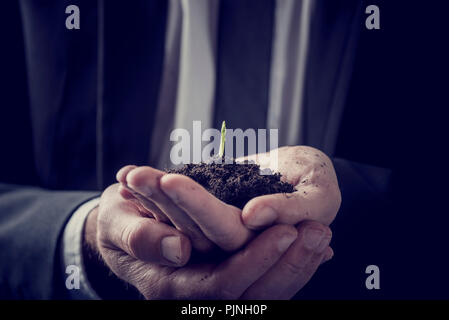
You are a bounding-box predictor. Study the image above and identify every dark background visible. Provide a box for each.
[0,0,447,299]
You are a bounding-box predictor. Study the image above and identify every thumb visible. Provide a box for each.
[97,184,192,266]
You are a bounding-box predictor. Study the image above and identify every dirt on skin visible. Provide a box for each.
[166,159,296,209]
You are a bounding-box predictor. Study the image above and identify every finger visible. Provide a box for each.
[116,165,137,184]
[125,166,214,252]
[117,166,165,220]
[241,221,332,299]
[242,183,340,229]
[98,185,192,266]
[118,183,135,200]
[321,246,334,264]
[160,174,254,251]
[119,182,170,223]
[118,184,154,218]
[212,225,298,299]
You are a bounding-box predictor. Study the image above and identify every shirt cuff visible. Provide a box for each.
[61,197,101,300]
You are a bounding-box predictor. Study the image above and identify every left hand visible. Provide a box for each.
[241,145,341,229]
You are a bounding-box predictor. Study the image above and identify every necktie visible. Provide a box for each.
[98,0,167,187]
[213,0,275,133]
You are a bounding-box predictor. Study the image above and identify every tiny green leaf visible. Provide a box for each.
[219,121,226,158]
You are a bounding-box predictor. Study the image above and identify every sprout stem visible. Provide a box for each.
[218,121,226,158]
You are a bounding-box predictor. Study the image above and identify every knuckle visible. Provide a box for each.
[282,260,306,276]
[300,221,332,238]
[322,226,333,241]
[125,219,153,257]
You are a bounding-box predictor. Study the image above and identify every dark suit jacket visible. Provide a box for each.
[1,0,445,299]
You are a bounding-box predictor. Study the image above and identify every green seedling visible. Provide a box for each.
[218,121,226,158]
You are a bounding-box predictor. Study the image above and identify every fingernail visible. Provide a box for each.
[247,207,277,228]
[161,236,182,264]
[277,232,297,252]
[303,228,325,251]
[322,249,334,263]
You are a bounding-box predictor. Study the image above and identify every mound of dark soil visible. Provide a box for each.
[166,160,296,209]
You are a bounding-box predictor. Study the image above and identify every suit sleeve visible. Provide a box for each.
[0,183,98,299]
[294,158,395,299]
[332,158,392,215]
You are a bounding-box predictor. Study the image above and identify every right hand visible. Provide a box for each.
[91,183,333,299]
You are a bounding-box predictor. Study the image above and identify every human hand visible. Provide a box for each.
[91,183,333,299]
[241,146,341,229]
[116,165,254,252]
[117,145,340,251]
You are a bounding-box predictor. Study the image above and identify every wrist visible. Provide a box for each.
[61,197,101,299]
[83,206,99,254]
[82,205,106,284]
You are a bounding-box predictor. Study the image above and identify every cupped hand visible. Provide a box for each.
[241,146,341,229]
[117,145,340,252]
[96,184,333,299]
[116,165,254,252]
